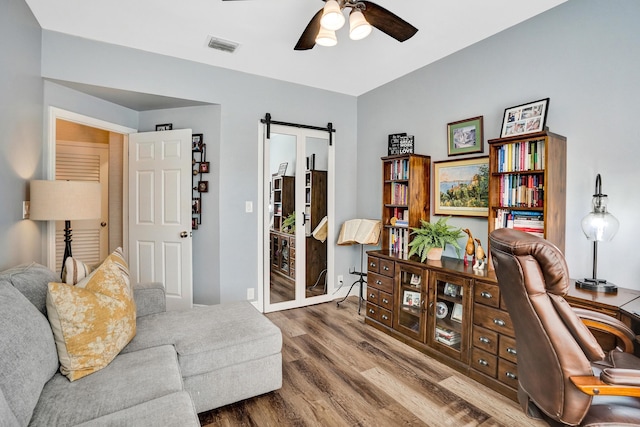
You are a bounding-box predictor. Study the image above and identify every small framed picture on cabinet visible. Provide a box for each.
[451,303,463,323]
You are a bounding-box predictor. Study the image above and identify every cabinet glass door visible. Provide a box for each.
[430,272,470,362]
[394,264,426,342]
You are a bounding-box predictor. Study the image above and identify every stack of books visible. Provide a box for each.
[495,209,544,238]
[435,327,461,346]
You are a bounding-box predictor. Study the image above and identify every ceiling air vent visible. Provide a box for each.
[206,36,239,53]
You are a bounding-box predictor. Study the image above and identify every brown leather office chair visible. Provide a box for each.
[489,228,640,426]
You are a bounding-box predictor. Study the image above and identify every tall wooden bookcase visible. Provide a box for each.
[381,154,431,254]
[487,130,567,252]
[271,175,294,232]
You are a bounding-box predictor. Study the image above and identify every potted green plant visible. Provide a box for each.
[407,217,464,262]
[281,213,295,234]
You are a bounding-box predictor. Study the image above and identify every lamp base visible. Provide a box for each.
[575,278,617,293]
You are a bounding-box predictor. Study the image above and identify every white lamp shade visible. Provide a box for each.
[320,0,345,31]
[349,10,372,40]
[30,180,101,221]
[581,210,619,241]
[316,27,338,47]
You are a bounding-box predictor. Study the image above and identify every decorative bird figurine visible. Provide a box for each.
[473,238,486,270]
[462,228,475,266]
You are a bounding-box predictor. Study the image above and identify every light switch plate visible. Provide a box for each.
[245,201,253,213]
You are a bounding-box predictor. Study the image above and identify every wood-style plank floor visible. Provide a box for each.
[198,297,545,427]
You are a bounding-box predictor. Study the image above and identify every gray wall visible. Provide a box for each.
[0,0,43,268]
[358,0,640,289]
[40,31,360,303]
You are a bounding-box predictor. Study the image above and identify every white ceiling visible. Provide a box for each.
[26,0,567,97]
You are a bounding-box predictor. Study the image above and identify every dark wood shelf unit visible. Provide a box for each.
[272,175,294,232]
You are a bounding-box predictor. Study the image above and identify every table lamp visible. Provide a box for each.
[29,180,102,278]
[575,174,619,293]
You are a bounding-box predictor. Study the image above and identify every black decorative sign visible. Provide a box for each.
[388,133,414,155]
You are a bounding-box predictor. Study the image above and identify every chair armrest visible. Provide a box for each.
[133,282,166,317]
[573,307,636,353]
[571,375,640,397]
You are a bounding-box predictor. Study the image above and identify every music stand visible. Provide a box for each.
[336,219,382,314]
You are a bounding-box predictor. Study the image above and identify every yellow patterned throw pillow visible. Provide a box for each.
[46,248,136,381]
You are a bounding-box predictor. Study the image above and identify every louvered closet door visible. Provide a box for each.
[56,141,109,270]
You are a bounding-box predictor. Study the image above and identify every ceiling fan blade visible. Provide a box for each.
[294,8,324,50]
[361,1,418,42]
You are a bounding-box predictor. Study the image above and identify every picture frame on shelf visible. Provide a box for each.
[451,303,463,323]
[433,156,489,217]
[410,273,421,286]
[403,290,421,307]
[192,198,201,214]
[192,218,199,230]
[197,181,209,193]
[156,123,172,131]
[199,162,210,173]
[192,134,204,151]
[443,282,458,297]
[447,116,483,156]
[277,162,288,176]
[500,98,549,138]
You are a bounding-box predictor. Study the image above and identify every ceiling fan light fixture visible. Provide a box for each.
[315,27,338,47]
[320,0,345,31]
[349,9,372,40]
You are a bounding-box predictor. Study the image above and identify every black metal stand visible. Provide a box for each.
[575,241,617,293]
[336,244,367,314]
[61,219,72,279]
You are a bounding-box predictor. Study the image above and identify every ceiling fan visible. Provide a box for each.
[294,0,418,50]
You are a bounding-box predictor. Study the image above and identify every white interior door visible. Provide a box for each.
[55,141,109,269]
[262,124,334,313]
[128,129,193,311]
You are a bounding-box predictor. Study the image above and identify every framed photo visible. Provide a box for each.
[443,282,458,297]
[192,198,201,214]
[403,290,421,307]
[410,273,421,286]
[451,303,463,323]
[277,162,288,176]
[192,134,204,151]
[156,123,172,131]
[197,181,209,193]
[447,116,483,156]
[199,162,210,173]
[433,156,489,217]
[500,98,549,138]
[192,217,199,230]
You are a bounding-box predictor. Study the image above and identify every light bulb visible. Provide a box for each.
[320,0,345,31]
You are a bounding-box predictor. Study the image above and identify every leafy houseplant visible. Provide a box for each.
[281,213,295,234]
[407,217,464,262]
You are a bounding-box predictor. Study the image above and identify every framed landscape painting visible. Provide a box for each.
[433,157,489,217]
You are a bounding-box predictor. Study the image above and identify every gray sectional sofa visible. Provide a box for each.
[0,263,282,426]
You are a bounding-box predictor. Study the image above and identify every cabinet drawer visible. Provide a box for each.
[367,288,379,305]
[367,256,379,274]
[473,304,515,338]
[379,259,395,278]
[498,358,519,389]
[498,335,518,363]
[471,347,497,378]
[366,303,392,327]
[474,281,500,308]
[368,272,393,294]
[473,325,498,354]
[289,237,295,248]
[290,248,296,259]
[379,291,393,311]
[378,307,393,327]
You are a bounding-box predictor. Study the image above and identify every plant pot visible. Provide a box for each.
[426,247,443,261]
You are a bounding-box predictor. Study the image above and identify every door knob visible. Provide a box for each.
[100,222,107,227]
[180,231,189,238]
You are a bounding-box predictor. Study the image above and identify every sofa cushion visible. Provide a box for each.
[0,262,58,314]
[0,281,59,426]
[46,248,136,381]
[74,392,200,427]
[29,345,184,427]
[124,301,282,377]
[62,256,93,285]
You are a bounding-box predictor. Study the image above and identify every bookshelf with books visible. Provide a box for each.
[381,154,431,255]
[271,175,294,232]
[488,131,566,252]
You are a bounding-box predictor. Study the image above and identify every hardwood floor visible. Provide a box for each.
[198,297,545,427]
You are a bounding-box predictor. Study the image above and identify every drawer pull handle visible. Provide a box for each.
[376,280,382,285]
[481,291,493,299]
[383,265,389,271]
[479,336,491,344]
[493,318,506,327]
[505,372,517,380]
[381,315,389,320]
[369,309,375,314]
[506,347,517,355]
[478,359,489,367]
[370,262,376,267]
[382,298,389,304]
[369,293,376,299]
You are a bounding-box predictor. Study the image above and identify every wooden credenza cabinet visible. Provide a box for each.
[365,250,640,401]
